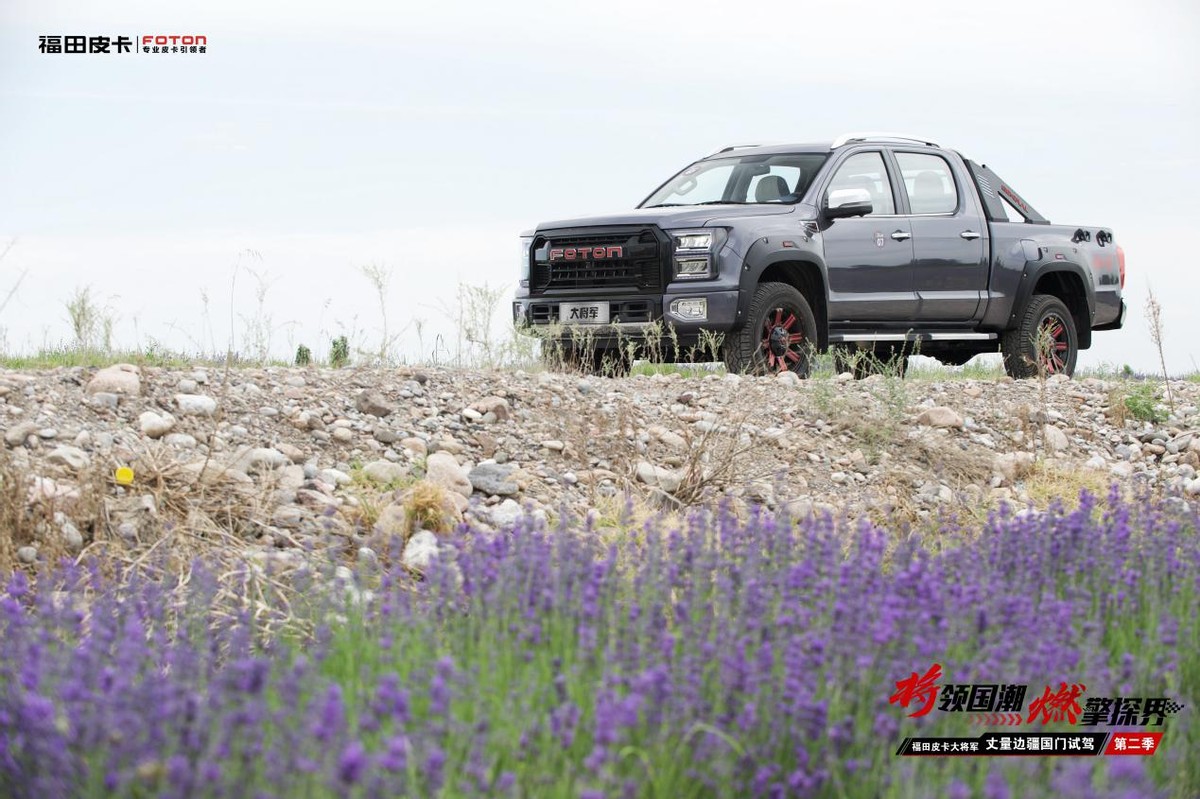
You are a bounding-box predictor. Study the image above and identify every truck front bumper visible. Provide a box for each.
[513,289,741,343]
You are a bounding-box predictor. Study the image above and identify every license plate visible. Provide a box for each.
[559,302,610,324]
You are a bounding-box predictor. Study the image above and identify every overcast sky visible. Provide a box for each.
[1,0,1197,372]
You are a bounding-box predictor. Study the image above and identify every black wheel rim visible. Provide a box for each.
[760,306,805,372]
[1038,313,1071,374]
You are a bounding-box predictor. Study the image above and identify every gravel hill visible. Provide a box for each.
[2,363,1197,572]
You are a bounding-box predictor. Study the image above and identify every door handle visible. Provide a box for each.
[890,230,912,242]
[960,230,981,240]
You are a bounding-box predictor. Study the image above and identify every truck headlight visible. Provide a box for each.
[668,227,726,280]
[519,235,533,287]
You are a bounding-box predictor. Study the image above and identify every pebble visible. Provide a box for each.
[176,394,218,416]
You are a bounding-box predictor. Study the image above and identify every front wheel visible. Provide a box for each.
[722,282,818,376]
[1001,294,1078,378]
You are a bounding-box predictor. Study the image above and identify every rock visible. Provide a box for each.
[471,396,510,422]
[181,461,254,485]
[468,463,519,496]
[46,445,90,471]
[915,407,964,429]
[490,499,523,528]
[17,546,37,564]
[277,465,306,491]
[60,520,83,551]
[1042,425,1069,454]
[374,503,409,537]
[355,391,395,417]
[175,394,218,416]
[635,461,684,494]
[402,530,441,571]
[272,506,306,528]
[649,425,688,451]
[373,426,400,444]
[994,452,1036,483]
[4,421,39,447]
[139,411,176,439]
[1186,478,1200,497]
[232,447,290,474]
[275,442,305,464]
[363,460,407,484]
[89,392,120,410]
[401,437,427,456]
[776,371,802,388]
[425,452,472,498]
[319,468,352,486]
[178,379,199,394]
[164,433,197,449]
[86,364,140,395]
[542,440,566,452]
[331,428,355,444]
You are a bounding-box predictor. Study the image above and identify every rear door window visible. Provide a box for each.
[896,152,959,215]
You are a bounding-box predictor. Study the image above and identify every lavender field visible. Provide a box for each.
[1,490,1196,799]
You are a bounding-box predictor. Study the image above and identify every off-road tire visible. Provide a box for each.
[1001,294,1078,379]
[722,282,818,376]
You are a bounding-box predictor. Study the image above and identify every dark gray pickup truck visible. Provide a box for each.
[513,133,1125,378]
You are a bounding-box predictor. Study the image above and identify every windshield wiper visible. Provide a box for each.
[642,203,688,208]
[695,200,749,205]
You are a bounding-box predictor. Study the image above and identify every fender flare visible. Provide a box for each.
[734,239,829,338]
[1010,261,1096,348]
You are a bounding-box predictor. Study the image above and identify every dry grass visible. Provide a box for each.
[0,440,327,633]
[1022,460,1114,510]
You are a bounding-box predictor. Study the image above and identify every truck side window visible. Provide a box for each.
[827,152,895,215]
[896,152,959,215]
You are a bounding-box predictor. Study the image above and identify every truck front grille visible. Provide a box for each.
[530,227,665,294]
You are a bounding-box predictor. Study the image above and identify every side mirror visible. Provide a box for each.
[825,188,873,219]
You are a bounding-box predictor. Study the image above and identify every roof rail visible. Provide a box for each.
[831,132,941,149]
[706,143,762,157]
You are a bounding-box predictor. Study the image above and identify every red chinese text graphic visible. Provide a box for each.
[890,663,943,718]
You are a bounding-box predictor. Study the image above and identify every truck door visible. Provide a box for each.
[820,150,917,322]
[892,150,987,322]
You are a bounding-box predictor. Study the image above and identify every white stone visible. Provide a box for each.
[1043,425,1070,454]
[425,452,472,498]
[402,530,441,571]
[490,498,523,529]
[46,445,89,471]
[363,460,407,484]
[915,407,964,429]
[139,411,176,439]
[175,394,218,416]
[87,364,140,395]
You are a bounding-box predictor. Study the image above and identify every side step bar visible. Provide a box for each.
[830,331,997,343]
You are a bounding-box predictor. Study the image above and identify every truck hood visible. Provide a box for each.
[534,204,795,231]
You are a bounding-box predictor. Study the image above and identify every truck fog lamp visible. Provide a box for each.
[670,298,708,321]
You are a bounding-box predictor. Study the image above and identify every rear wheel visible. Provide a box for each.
[722,283,817,376]
[1001,294,1078,378]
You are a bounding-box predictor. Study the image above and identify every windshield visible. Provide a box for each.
[641,153,828,208]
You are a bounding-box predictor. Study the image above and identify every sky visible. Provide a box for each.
[1,0,1198,372]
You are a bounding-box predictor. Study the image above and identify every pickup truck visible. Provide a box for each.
[513,133,1125,378]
